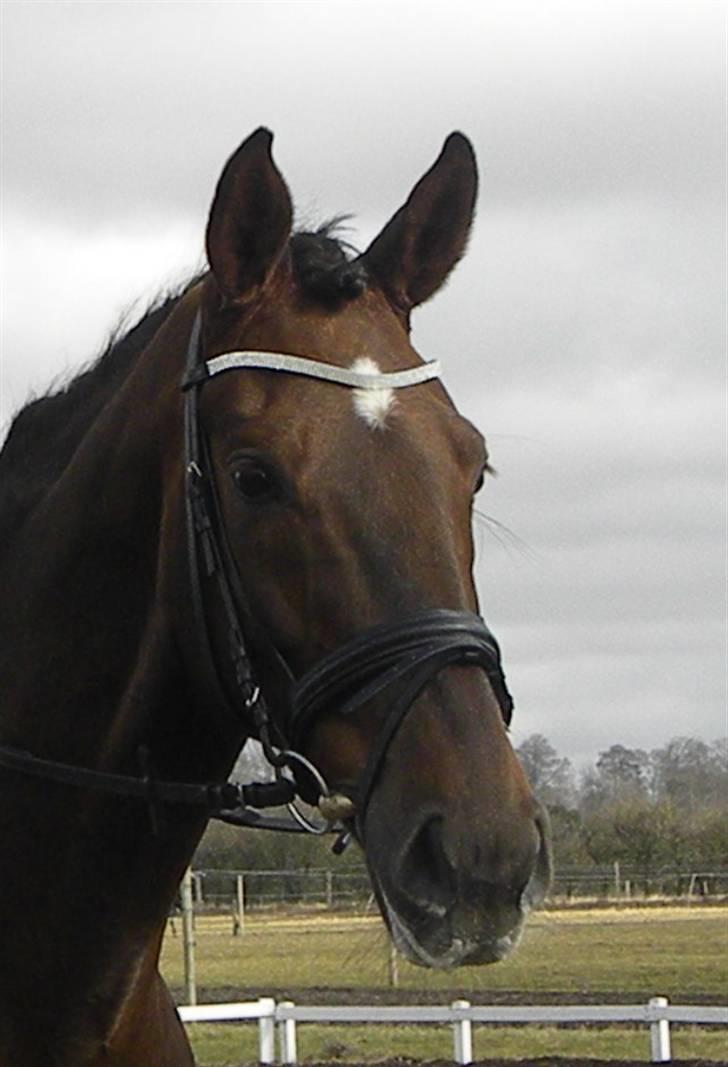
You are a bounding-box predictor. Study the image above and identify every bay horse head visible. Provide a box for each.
[0,127,551,1064]
[177,128,552,967]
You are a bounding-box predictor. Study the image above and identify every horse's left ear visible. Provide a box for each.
[362,132,478,312]
[206,127,293,305]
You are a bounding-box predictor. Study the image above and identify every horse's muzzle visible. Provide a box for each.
[367,797,552,970]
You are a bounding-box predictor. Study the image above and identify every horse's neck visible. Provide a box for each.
[0,296,231,1055]
[1,295,194,756]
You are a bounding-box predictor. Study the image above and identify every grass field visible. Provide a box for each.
[160,904,728,1064]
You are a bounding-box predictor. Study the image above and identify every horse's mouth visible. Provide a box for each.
[375,880,526,970]
[369,828,552,970]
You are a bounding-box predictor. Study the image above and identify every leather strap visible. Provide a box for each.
[289,608,513,827]
[183,312,275,742]
[291,609,511,739]
[0,742,294,816]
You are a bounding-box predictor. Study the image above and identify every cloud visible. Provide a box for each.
[471,369,725,764]
[0,212,203,426]
[416,198,723,394]
[2,2,723,225]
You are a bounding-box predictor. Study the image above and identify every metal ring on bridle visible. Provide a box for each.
[278,749,330,800]
[276,750,333,835]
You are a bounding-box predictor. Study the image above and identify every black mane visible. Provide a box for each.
[0,230,366,545]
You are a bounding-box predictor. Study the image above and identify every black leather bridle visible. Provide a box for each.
[0,309,514,843]
[180,311,514,840]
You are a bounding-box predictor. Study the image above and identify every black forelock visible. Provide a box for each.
[290,220,368,306]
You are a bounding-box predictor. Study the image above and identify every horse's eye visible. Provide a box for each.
[232,461,274,501]
[474,461,492,494]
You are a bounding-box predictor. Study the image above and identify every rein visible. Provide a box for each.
[0,743,297,833]
[0,309,514,845]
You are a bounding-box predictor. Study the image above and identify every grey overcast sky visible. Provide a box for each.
[1,1,725,770]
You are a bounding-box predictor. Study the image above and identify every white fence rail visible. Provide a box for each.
[179,999,277,1063]
[179,995,727,1065]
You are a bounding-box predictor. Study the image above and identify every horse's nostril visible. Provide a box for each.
[397,815,456,915]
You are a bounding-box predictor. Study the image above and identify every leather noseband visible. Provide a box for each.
[290,608,512,831]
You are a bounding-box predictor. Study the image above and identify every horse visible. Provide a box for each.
[0,128,551,1066]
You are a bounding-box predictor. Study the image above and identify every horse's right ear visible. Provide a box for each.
[206,128,293,305]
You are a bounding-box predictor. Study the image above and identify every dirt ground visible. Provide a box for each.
[215,986,725,1008]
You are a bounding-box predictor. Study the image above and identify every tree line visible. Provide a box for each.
[517,734,726,876]
[195,734,727,888]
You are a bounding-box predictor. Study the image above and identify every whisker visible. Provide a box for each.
[472,508,540,562]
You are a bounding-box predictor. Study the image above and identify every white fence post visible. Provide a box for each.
[257,997,276,1065]
[278,1000,298,1065]
[649,996,671,1062]
[452,999,473,1064]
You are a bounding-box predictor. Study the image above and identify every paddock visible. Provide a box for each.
[160,904,728,1064]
